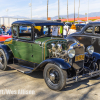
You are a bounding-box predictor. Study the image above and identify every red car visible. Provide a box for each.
[0,28,12,43]
[0,34,11,43]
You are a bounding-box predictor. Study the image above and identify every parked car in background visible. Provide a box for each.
[75,24,86,32]
[7,28,12,35]
[0,28,3,34]
[0,20,100,91]
[0,28,11,43]
[67,22,100,54]
[65,22,72,29]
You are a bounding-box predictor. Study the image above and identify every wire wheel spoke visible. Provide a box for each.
[47,68,60,85]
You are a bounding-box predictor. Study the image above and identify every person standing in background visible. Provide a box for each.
[63,22,68,38]
[1,24,6,32]
[68,23,76,35]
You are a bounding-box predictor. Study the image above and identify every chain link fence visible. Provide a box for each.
[0,17,30,27]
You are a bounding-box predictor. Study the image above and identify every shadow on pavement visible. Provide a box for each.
[28,71,43,79]
[62,77,100,91]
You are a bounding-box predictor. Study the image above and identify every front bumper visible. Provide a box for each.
[66,70,100,84]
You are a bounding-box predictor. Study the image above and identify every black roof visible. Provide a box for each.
[12,20,64,26]
[75,24,86,26]
[88,22,100,25]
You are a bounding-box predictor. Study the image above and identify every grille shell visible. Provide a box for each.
[72,43,85,70]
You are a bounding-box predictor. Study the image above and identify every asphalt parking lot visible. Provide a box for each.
[0,68,100,100]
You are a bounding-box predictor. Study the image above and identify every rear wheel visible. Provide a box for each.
[43,63,67,91]
[0,49,8,71]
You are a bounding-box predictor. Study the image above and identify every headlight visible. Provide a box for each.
[68,49,75,58]
[87,45,94,54]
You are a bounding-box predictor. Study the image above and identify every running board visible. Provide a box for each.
[66,70,100,85]
[8,64,34,74]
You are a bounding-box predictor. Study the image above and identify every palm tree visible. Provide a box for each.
[47,0,48,20]
[78,0,80,21]
[74,0,75,23]
[58,0,59,19]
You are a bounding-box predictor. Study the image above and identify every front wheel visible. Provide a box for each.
[43,63,67,91]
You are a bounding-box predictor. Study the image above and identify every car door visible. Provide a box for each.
[74,25,94,51]
[12,25,34,62]
[92,25,100,53]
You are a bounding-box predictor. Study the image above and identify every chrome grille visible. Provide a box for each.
[72,43,85,70]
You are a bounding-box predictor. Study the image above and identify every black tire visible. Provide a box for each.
[43,63,67,91]
[0,49,8,71]
[92,63,100,79]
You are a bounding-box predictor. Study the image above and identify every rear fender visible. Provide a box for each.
[92,52,100,62]
[0,44,14,63]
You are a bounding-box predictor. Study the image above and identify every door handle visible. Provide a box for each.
[92,38,96,40]
[91,38,96,44]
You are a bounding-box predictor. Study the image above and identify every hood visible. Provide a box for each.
[68,32,81,37]
[35,37,65,44]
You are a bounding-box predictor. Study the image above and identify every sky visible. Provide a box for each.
[0,0,100,18]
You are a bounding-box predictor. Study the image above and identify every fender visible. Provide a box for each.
[66,37,79,43]
[34,58,71,71]
[0,44,14,63]
[92,52,100,62]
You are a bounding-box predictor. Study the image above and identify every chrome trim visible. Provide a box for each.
[51,43,55,48]
[67,49,75,58]
[87,45,94,55]
[66,70,100,85]
[50,73,55,81]
[57,44,62,48]
[69,43,84,50]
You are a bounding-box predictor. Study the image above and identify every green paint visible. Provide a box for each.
[5,37,67,64]
[35,37,51,42]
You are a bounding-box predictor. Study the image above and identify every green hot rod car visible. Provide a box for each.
[0,20,100,91]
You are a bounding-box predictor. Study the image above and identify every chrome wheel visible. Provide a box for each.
[47,68,60,85]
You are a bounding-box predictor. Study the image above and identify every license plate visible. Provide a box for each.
[75,55,85,62]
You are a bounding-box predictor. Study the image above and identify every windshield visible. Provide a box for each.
[34,25,63,39]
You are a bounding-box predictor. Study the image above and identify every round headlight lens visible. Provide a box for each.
[68,49,75,58]
[87,45,94,54]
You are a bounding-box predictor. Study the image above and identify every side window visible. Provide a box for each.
[19,26,31,40]
[85,26,93,33]
[43,26,48,35]
[13,26,18,37]
[95,26,100,35]
[34,26,43,39]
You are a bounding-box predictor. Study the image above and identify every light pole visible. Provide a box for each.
[78,0,80,22]
[47,0,48,20]
[6,9,9,26]
[6,9,9,16]
[58,0,59,19]
[29,0,32,20]
[67,0,68,22]
[87,0,89,22]
[74,0,75,23]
